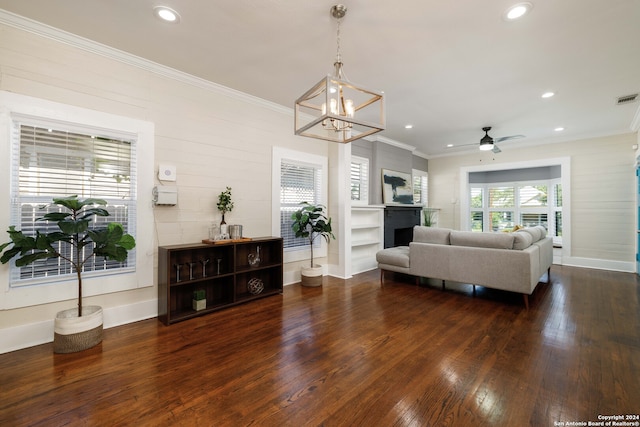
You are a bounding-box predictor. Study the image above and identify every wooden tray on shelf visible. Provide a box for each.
[202,237,252,245]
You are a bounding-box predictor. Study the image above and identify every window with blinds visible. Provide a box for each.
[351,156,369,204]
[280,159,323,250]
[468,180,562,243]
[9,122,137,286]
[412,170,428,205]
[470,187,484,231]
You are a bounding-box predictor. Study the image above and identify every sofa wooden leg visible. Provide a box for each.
[523,294,529,310]
[380,269,384,285]
[547,267,551,283]
[442,280,445,290]
[472,284,476,295]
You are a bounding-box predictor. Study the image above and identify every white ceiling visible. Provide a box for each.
[1,0,639,157]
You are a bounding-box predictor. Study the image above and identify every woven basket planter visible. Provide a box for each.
[53,305,103,354]
[301,265,323,287]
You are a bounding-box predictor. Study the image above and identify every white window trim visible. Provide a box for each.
[272,147,328,264]
[0,91,155,310]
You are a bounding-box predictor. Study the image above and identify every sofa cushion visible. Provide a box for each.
[376,246,410,268]
[520,225,547,242]
[512,230,534,250]
[450,230,515,249]
[413,226,451,245]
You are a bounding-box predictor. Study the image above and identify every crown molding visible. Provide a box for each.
[373,135,416,153]
[0,9,292,117]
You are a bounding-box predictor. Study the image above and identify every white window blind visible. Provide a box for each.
[412,170,428,205]
[10,120,137,286]
[351,156,369,204]
[469,181,561,242]
[280,159,323,250]
[489,186,515,208]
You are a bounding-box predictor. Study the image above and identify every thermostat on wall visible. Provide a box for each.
[158,164,176,182]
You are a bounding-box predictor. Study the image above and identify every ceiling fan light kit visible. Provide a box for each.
[294,4,385,143]
[479,127,495,151]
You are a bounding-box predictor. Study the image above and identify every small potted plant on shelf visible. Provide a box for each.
[0,196,136,353]
[291,201,335,287]
[217,186,234,236]
[192,289,206,311]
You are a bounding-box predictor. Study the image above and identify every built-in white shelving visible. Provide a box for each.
[350,205,384,274]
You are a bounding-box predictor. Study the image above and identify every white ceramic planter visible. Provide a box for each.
[193,299,206,311]
[53,305,103,353]
[301,264,323,287]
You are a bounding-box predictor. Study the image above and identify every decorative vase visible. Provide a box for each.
[220,214,228,236]
[301,264,323,287]
[53,305,103,354]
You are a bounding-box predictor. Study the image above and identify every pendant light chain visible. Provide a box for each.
[331,4,347,80]
[335,16,342,65]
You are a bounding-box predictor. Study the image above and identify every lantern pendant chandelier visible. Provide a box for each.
[294,4,385,143]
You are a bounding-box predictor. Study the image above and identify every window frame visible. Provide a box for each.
[10,120,137,286]
[272,147,328,264]
[0,91,154,310]
[467,179,562,245]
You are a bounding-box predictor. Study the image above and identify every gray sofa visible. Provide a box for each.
[376,226,553,308]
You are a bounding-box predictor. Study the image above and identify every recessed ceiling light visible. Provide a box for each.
[447,144,454,147]
[405,124,413,129]
[504,2,533,21]
[154,6,180,23]
[554,127,565,132]
[541,91,555,98]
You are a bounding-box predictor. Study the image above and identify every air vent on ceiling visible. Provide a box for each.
[616,93,638,105]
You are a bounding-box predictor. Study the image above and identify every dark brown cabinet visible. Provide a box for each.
[158,237,283,325]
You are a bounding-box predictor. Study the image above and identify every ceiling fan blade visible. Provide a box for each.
[495,134,525,143]
[492,145,502,153]
[446,142,478,149]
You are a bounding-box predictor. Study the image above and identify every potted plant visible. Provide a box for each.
[423,207,438,227]
[217,186,234,235]
[0,196,136,353]
[192,289,206,311]
[290,202,335,287]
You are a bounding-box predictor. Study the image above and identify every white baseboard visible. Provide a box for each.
[560,256,635,273]
[0,299,158,355]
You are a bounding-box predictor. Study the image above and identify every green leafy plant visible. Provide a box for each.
[290,202,335,268]
[193,289,206,301]
[0,196,136,316]
[423,208,438,227]
[217,186,234,221]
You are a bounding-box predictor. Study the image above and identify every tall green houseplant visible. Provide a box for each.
[0,195,136,316]
[291,202,335,268]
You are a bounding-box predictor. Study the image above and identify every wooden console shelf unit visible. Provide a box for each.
[158,236,283,325]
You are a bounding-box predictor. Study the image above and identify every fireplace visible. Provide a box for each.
[384,206,421,248]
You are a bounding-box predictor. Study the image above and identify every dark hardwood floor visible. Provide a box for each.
[1,265,639,426]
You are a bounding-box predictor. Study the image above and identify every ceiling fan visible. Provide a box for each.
[449,127,525,153]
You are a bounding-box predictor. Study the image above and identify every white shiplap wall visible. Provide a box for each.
[0,20,329,352]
